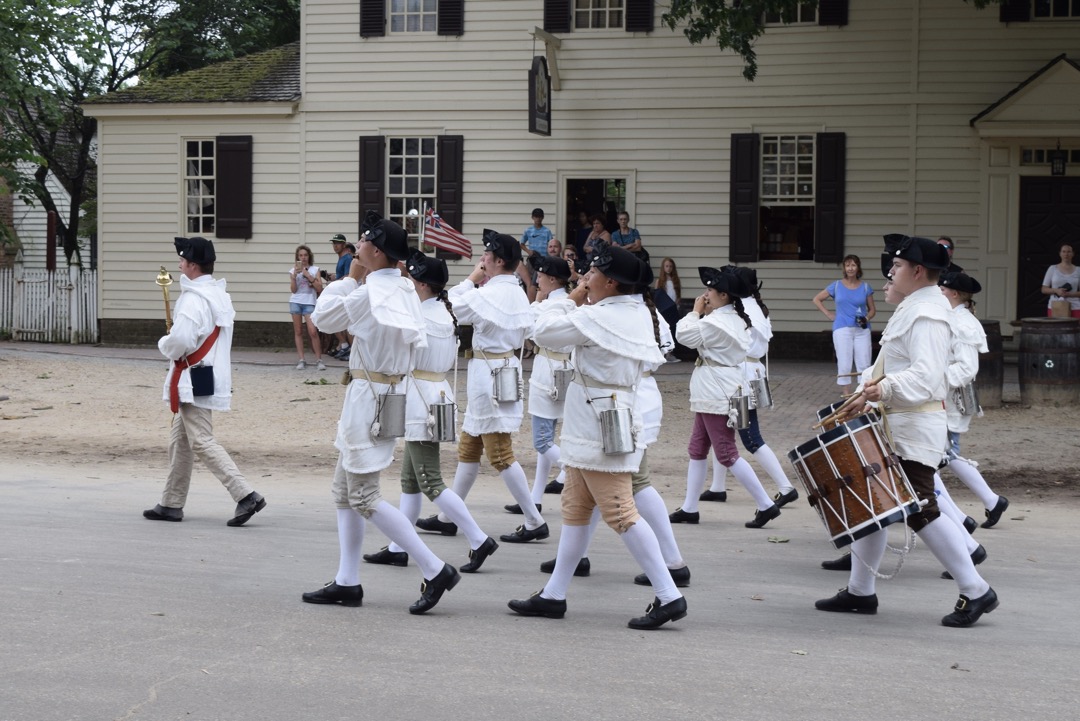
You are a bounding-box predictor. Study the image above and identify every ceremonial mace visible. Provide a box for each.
[156,266,174,333]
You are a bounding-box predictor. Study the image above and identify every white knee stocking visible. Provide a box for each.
[433,489,487,548]
[729,457,774,510]
[709,453,728,493]
[948,457,999,510]
[917,517,990,599]
[335,508,365,587]
[753,445,795,495]
[531,445,560,505]
[680,458,708,512]
[501,462,545,528]
[388,492,422,554]
[934,473,969,528]
[439,461,479,522]
[541,524,592,601]
[847,529,887,597]
[368,500,443,579]
[634,486,685,567]
[621,522,682,605]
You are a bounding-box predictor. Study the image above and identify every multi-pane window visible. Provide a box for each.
[761,135,815,203]
[763,6,817,25]
[574,0,624,29]
[390,0,438,32]
[1022,146,1080,165]
[387,136,436,239]
[1033,0,1080,19]
[184,140,215,235]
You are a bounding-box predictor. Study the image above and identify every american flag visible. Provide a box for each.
[423,209,473,258]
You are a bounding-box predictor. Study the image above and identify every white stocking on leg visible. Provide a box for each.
[621,522,682,605]
[709,454,728,493]
[634,486,685,567]
[934,473,969,527]
[389,492,423,554]
[433,489,487,548]
[729,457,774,511]
[501,463,545,528]
[680,458,708,513]
[753,445,795,495]
[531,445,560,505]
[439,461,479,523]
[948,457,1000,511]
[541,524,592,601]
[917,517,990,599]
[846,529,887,597]
[335,508,365,587]
[368,500,444,579]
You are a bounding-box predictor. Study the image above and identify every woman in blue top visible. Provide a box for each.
[813,254,876,395]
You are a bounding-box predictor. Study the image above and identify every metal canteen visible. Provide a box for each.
[493,364,521,402]
[750,374,773,410]
[376,391,406,439]
[955,382,980,417]
[599,402,635,455]
[551,367,574,401]
[730,387,751,430]
[432,392,457,442]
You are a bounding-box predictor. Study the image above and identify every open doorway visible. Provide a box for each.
[1018,176,1080,319]
[564,177,626,254]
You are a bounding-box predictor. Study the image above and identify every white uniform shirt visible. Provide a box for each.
[528,287,574,421]
[634,293,673,447]
[858,284,951,469]
[676,305,751,415]
[945,304,988,434]
[535,295,665,472]
[405,297,458,442]
[449,273,533,435]
[311,268,427,473]
[159,274,236,412]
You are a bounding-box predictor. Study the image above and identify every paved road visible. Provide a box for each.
[1,343,1071,721]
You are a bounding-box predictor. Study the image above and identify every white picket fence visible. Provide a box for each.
[0,265,99,343]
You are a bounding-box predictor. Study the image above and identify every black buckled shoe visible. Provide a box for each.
[821,553,852,571]
[773,488,799,508]
[363,546,409,567]
[540,557,591,577]
[409,563,461,615]
[634,566,691,588]
[415,514,458,536]
[500,523,549,543]
[941,544,987,579]
[814,588,878,614]
[668,508,700,524]
[143,504,183,522]
[503,503,541,515]
[302,581,363,607]
[981,496,1009,529]
[508,590,567,619]
[941,587,999,627]
[227,491,266,527]
[745,504,781,529]
[699,490,727,502]
[963,516,978,534]
[627,596,688,630]
[544,480,564,495]
[459,537,499,573]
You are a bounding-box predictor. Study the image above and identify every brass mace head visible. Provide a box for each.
[156,266,173,287]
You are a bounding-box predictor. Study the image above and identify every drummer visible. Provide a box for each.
[815,235,999,628]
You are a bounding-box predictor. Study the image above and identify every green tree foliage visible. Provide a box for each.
[662,0,1006,81]
[0,0,299,264]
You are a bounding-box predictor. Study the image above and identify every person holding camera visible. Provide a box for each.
[1041,241,1080,318]
[813,254,877,395]
[289,244,326,371]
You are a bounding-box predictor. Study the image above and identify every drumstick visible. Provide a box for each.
[813,376,886,429]
[836,371,863,378]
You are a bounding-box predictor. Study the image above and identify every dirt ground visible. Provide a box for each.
[1,343,1076,507]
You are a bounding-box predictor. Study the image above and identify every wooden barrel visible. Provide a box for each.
[975,319,1003,409]
[1018,318,1080,407]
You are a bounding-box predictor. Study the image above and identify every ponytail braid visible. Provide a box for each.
[642,289,662,348]
[753,289,769,318]
[732,296,752,330]
[435,287,458,331]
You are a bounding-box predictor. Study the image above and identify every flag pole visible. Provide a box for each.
[419,201,427,249]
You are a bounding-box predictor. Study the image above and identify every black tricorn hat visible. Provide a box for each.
[939,271,982,295]
[482,229,522,265]
[720,266,758,299]
[406,249,449,287]
[881,233,950,278]
[528,254,571,281]
[174,236,216,264]
[362,210,410,262]
[591,244,644,285]
[699,266,739,296]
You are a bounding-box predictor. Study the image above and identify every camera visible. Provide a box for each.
[1061,283,1073,292]
[855,315,868,329]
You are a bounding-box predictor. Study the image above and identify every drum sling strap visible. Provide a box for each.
[169,327,221,413]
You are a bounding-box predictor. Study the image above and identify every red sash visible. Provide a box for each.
[169,327,221,413]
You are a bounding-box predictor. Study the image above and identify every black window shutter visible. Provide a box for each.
[729,133,760,263]
[360,0,385,37]
[215,135,252,239]
[817,0,848,27]
[999,0,1031,23]
[437,0,464,36]
[544,0,572,34]
[625,0,654,32]
[436,135,465,258]
[358,135,385,234]
[814,132,846,264]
